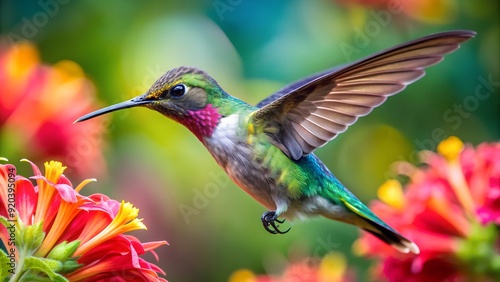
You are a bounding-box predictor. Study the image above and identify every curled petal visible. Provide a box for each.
[79,195,120,218]
[21,158,42,177]
[31,176,77,203]
[75,178,96,193]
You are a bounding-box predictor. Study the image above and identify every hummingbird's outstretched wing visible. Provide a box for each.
[251,30,476,160]
[255,65,343,108]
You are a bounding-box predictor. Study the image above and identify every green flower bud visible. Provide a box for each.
[61,259,83,273]
[47,240,81,262]
[21,221,45,251]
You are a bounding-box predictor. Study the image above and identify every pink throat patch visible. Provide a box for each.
[182,104,222,140]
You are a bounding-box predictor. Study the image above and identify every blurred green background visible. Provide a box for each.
[1,0,499,281]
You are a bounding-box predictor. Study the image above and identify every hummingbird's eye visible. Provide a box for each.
[170,84,186,98]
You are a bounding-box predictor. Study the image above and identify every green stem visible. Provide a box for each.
[9,247,28,282]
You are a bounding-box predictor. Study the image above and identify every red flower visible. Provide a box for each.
[0,41,106,178]
[229,253,355,282]
[0,158,167,281]
[354,137,500,281]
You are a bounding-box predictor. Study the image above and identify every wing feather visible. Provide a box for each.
[315,94,387,107]
[310,111,357,127]
[291,123,319,151]
[301,119,342,140]
[336,70,425,85]
[252,30,476,159]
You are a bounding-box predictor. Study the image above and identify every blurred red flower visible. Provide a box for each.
[0,158,167,281]
[229,252,355,282]
[354,137,500,281]
[0,41,106,178]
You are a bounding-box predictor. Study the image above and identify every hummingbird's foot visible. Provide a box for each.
[261,211,290,234]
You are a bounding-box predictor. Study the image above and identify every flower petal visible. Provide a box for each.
[15,177,37,224]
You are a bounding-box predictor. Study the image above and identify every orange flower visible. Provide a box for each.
[0,158,167,281]
[354,137,500,281]
[0,41,106,178]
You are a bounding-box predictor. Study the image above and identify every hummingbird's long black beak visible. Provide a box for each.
[74,95,153,123]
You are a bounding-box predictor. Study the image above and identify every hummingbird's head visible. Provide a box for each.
[75,66,231,139]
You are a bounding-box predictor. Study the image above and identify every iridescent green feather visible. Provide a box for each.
[248,119,309,199]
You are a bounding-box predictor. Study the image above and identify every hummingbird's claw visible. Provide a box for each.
[275,218,286,224]
[261,211,290,234]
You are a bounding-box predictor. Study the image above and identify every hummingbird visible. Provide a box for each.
[76,30,475,254]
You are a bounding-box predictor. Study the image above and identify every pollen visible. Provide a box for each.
[438,136,464,162]
[318,252,347,281]
[377,179,405,209]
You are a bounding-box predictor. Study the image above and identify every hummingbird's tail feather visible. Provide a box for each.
[360,218,420,254]
[339,197,420,254]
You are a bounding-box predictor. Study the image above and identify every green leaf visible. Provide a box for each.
[0,217,6,227]
[0,250,11,281]
[18,274,50,282]
[23,257,67,282]
[18,274,64,282]
[0,217,11,228]
[458,222,500,278]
